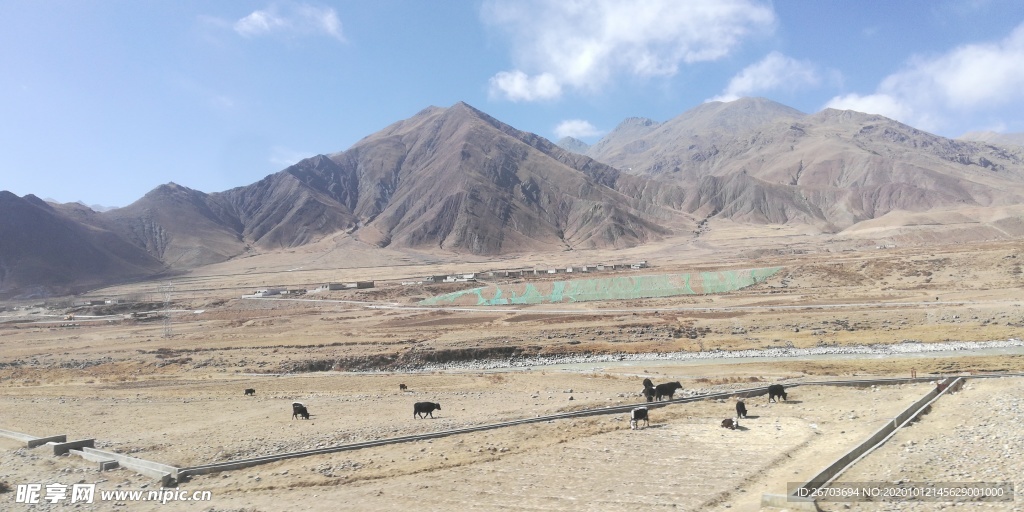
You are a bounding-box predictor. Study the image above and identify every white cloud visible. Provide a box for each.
[710,51,819,102]
[233,3,344,41]
[482,0,775,102]
[825,93,915,123]
[825,22,1024,132]
[488,71,562,102]
[554,119,603,139]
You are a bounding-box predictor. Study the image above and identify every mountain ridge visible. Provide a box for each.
[5,97,1024,299]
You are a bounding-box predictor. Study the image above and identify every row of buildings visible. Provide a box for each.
[414,261,650,285]
[249,261,650,296]
[251,281,374,297]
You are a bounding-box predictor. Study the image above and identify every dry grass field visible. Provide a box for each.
[2,231,1024,510]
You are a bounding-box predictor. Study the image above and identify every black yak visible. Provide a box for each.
[414,402,441,419]
[768,384,787,403]
[292,402,310,420]
[655,382,683,401]
[642,387,656,402]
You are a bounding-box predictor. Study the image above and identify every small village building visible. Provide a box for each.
[344,281,375,289]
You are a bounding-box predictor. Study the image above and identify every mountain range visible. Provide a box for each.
[4,97,1024,299]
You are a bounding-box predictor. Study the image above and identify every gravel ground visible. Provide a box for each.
[820,376,1024,512]
[1,351,1021,511]
[0,372,960,512]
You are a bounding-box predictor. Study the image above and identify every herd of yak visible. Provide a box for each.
[241,387,441,421]
[631,378,788,431]
[241,378,789,429]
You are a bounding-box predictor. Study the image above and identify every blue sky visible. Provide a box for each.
[3,1,1024,208]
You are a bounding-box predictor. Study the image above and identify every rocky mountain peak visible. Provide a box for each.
[557,136,590,154]
[614,117,659,131]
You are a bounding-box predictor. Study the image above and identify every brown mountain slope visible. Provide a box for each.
[7,98,1024,298]
[101,183,250,269]
[88,102,682,271]
[217,156,359,249]
[589,98,1024,229]
[319,102,680,254]
[587,97,805,174]
[0,192,165,299]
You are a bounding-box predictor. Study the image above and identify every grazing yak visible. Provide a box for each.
[399,383,408,391]
[630,407,649,429]
[721,418,739,430]
[414,402,441,419]
[654,382,683,401]
[244,388,256,396]
[768,384,787,403]
[292,402,310,420]
[736,400,747,418]
[641,387,656,402]
[641,378,656,402]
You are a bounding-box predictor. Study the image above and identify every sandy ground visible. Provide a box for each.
[0,371,949,512]
[2,238,1024,510]
[2,368,1021,511]
[820,377,1024,512]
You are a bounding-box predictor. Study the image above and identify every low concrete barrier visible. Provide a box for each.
[0,428,67,448]
[766,377,966,510]
[0,428,37,443]
[82,447,177,486]
[28,435,68,448]
[51,439,94,456]
[69,448,119,471]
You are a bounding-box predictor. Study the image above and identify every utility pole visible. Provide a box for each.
[161,283,174,338]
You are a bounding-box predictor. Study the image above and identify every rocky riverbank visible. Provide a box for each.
[404,338,1024,372]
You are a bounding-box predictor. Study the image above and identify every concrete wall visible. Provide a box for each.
[82,447,176,486]
[0,428,36,443]
[0,429,67,448]
[786,377,963,503]
[51,439,94,456]
[28,434,67,448]
[70,448,119,471]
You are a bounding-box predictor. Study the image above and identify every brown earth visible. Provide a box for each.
[1,233,1023,510]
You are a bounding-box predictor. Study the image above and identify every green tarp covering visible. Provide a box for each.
[419,267,781,306]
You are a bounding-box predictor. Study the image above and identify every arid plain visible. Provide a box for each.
[2,225,1024,511]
